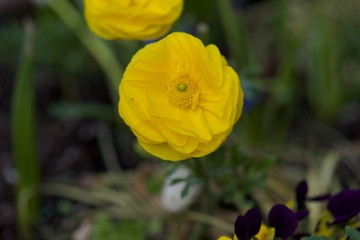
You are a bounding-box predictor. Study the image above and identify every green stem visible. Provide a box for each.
[12,17,39,240]
[188,192,223,240]
[185,157,222,239]
[215,0,248,71]
[47,0,123,104]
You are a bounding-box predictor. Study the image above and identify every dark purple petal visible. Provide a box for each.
[268,204,298,239]
[327,189,360,224]
[245,208,262,237]
[295,210,309,221]
[234,215,249,240]
[331,212,360,225]
[296,181,308,209]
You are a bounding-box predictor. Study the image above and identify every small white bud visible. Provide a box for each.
[161,165,201,213]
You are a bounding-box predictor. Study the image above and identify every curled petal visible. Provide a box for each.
[268,204,298,239]
[295,210,309,221]
[245,208,262,237]
[327,189,360,224]
[234,215,249,240]
[296,180,308,210]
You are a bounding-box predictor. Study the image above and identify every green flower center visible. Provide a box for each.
[177,83,187,92]
[168,73,198,109]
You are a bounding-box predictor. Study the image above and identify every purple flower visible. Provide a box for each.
[234,208,262,240]
[268,204,298,239]
[296,180,308,210]
[294,180,332,221]
[327,189,360,224]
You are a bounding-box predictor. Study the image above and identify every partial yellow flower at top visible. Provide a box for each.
[119,32,244,161]
[84,0,183,40]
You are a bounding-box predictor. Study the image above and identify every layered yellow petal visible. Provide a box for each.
[84,0,183,40]
[139,141,188,161]
[119,32,244,161]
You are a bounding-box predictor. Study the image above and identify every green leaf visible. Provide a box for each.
[346,226,360,240]
[170,177,187,185]
[11,19,39,239]
[301,236,328,240]
[181,181,191,199]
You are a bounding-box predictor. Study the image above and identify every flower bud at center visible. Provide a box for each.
[177,83,187,92]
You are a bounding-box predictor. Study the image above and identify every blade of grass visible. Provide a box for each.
[11,17,39,239]
[215,0,249,71]
[306,3,342,123]
[48,102,118,123]
[47,0,123,105]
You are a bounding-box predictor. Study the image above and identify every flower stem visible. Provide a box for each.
[12,17,39,239]
[47,0,123,105]
[185,158,225,239]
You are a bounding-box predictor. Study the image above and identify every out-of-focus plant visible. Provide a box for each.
[11,18,39,239]
[14,0,358,238]
[48,0,124,104]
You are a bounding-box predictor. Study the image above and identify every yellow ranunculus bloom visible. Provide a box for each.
[84,0,183,40]
[119,32,244,161]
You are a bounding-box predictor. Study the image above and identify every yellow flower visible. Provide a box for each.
[217,236,234,240]
[255,225,275,240]
[119,32,243,161]
[84,0,183,40]
[216,225,274,240]
[315,211,335,237]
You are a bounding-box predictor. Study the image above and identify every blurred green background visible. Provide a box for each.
[0,0,360,239]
